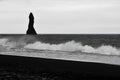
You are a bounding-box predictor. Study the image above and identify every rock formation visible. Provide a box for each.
[26,12,37,35]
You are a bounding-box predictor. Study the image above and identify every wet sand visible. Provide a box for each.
[1,50,120,65]
[0,52,120,76]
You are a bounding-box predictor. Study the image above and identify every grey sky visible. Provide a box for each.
[0,0,120,34]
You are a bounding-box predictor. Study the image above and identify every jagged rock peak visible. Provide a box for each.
[26,12,37,35]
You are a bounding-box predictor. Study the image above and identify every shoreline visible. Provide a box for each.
[0,53,120,77]
[1,50,120,65]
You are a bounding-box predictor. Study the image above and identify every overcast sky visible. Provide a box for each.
[0,0,120,34]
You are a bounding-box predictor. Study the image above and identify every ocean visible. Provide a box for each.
[0,34,120,79]
[0,34,120,65]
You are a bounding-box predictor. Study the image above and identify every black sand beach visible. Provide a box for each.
[0,54,120,79]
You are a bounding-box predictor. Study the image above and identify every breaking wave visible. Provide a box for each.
[24,41,120,55]
[0,37,120,55]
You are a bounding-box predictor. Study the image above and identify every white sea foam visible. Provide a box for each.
[24,40,120,55]
[0,38,120,55]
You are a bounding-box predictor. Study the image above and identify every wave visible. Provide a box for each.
[0,37,120,55]
[0,35,36,50]
[25,40,120,55]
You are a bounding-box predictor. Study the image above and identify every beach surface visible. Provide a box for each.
[1,49,120,65]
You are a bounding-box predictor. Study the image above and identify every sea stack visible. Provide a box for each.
[26,12,37,35]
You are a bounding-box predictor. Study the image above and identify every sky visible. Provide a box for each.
[0,0,120,34]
